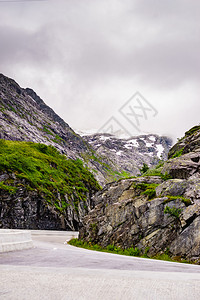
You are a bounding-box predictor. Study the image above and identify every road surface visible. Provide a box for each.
[1,230,200,300]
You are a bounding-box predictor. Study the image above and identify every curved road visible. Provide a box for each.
[1,230,200,300]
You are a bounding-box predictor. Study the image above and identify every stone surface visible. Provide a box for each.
[168,125,200,158]
[0,174,98,231]
[162,152,200,180]
[80,168,200,261]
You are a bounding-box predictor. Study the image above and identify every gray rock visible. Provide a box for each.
[162,152,200,180]
[156,179,188,197]
[79,174,200,260]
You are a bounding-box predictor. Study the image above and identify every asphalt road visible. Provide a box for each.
[1,230,200,300]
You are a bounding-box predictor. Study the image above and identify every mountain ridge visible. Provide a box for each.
[0,73,172,184]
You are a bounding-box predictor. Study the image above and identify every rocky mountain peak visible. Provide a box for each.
[82,132,172,178]
[0,73,89,159]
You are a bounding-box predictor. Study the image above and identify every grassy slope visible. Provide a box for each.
[0,139,101,212]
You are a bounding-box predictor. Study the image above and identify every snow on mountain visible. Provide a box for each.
[82,132,172,177]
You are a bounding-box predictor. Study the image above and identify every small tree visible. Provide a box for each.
[140,163,149,174]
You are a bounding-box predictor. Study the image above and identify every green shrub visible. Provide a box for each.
[68,239,140,257]
[164,196,191,206]
[134,183,159,200]
[164,206,182,218]
[140,163,149,174]
[128,247,140,256]
[0,182,17,194]
[142,188,156,199]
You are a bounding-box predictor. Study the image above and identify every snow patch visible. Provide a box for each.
[156,144,164,159]
[116,150,123,156]
[149,136,156,142]
[146,142,153,147]
[124,144,133,149]
[99,136,111,141]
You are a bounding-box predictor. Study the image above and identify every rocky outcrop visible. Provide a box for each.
[168,125,200,158]
[0,173,98,231]
[79,126,200,263]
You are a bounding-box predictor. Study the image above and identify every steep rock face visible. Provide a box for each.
[162,125,200,180]
[0,171,99,231]
[0,140,100,231]
[0,74,172,186]
[168,125,200,158]
[0,74,88,159]
[80,176,200,262]
[82,133,172,178]
[80,126,200,262]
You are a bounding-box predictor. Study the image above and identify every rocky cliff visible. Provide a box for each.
[79,125,200,263]
[0,73,87,158]
[0,140,100,231]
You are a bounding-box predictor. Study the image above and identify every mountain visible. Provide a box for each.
[0,73,112,185]
[79,125,200,263]
[82,133,172,179]
[0,73,172,185]
[0,73,172,231]
[0,73,92,159]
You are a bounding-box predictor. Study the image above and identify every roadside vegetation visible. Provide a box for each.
[68,238,191,264]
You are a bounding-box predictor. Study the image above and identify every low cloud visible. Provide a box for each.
[0,0,199,140]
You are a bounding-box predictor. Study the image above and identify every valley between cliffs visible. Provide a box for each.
[1,73,200,263]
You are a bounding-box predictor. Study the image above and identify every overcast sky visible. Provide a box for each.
[0,0,200,142]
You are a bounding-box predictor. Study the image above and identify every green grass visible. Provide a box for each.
[141,162,172,181]
[0,181,17,194]
[133,183,159,200]
[164,196,191,206]
[0,139,101,211]
[171,149,183,159]
[164,206,182,218]
[43,125,53,135]
[68,239,192,264]
[68,238,141,257]
[107,169,132,181]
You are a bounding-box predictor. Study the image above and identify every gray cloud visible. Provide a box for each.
[0,0,199,141]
